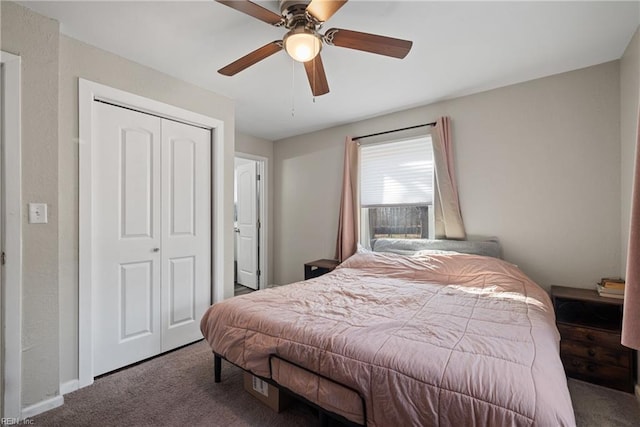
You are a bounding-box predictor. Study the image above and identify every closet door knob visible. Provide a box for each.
[153,248,160,252]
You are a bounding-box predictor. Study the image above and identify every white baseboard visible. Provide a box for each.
[21,395,64,419]
[60,379,79,395]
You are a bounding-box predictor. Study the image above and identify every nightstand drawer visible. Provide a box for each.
[560,340,631,368]
[561,355,633,392]
[557,324,622,348]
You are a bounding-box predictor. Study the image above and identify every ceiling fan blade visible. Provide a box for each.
[218,41,283,76]
[325,28,413,59]
[306,0,348,23]
[216,0,282,25]
[303,54,330,96]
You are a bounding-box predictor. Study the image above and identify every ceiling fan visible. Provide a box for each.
[216,0,413,96]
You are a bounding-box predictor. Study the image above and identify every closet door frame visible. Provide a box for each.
[78,79,225,389]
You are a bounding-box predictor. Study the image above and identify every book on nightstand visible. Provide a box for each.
[596,278,625,299]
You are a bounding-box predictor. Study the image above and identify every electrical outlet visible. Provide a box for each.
[28,203,48,224]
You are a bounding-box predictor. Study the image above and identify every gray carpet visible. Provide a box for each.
[234,284,256,297]
[34,341,318,427]
[569,378,640,426]
[33,340,640,426]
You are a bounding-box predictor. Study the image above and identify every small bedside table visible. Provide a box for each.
[551,285,637,393]
[304,259,340,280]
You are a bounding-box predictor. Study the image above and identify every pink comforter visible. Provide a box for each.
[201,252,576,426]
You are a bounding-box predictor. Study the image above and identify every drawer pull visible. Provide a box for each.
[586,333,595,341]
[587,348,596,357]
[571,359,581,367]
[587,364,596,372]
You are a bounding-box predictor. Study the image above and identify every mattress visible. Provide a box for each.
[200,251,576,426]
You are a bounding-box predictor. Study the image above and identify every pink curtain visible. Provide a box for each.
[335,137,359,262]
[432,117,466,239]
[622,110,640,350]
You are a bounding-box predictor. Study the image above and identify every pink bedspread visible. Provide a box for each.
[201,252,576,426]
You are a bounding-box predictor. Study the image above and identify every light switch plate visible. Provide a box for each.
[28,203,48,224]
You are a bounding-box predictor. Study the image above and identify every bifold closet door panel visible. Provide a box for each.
[160,119,211,351]
[93,102,163,376]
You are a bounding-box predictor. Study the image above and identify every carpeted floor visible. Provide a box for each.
[234,283,256,296]
[34,341,318,427]
[568,378,640,426]
[33,340,640,426]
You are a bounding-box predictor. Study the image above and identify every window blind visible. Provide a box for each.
[360,136,433,207]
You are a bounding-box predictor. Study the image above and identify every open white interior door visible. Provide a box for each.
[236,161,258,289]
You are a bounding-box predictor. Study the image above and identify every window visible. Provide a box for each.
[360,136,434,247]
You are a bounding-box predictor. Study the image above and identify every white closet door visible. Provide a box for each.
[236,161,258,289]
[93,102,212,376]
[93,102,162,376]
[160,119,211,351]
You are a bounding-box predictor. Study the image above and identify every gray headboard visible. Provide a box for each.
[370,237,502,259]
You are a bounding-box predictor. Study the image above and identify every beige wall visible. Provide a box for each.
[1,2,61,408]
[236,132,273,159]
[274,61,622,289]
[235,133,275,285]
[58,35,236,386]
[621,27,640,276]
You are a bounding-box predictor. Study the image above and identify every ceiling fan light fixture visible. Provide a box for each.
[283,27,322,62]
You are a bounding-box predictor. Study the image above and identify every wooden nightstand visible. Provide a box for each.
[304,259,339,280]
[551,285,637,393]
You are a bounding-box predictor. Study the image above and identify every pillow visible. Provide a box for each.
[356,243,373,254]
[413,249,461,256]
[370,237,502,259]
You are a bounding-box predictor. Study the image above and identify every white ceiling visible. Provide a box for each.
[17,1,640,141]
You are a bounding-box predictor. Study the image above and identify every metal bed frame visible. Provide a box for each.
[213,352,366,427]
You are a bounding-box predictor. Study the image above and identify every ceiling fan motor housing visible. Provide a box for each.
[280,0,323,63]
[280,0,319,29]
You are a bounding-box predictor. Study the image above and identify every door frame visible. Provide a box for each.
[235,153,268,290]
[78,79,224,388]
[1,51,23,420]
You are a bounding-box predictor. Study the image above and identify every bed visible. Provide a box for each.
[200,243,576,426]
